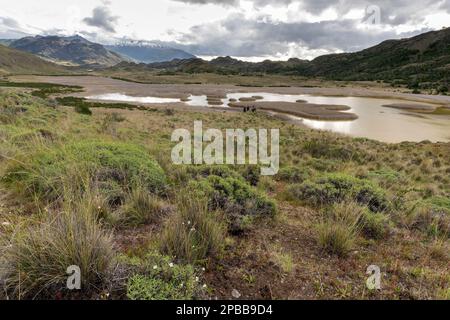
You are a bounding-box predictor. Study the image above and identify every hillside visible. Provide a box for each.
[0,44,66,75]
[9,35,124,67]
[309,28,450,86]
[106,41,195,63]
[110,56,309,75]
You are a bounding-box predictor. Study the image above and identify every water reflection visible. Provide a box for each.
[86,92,450,143]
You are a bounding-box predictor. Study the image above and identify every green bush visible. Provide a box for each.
[125,252,200,300]
[360,211,391,240]
[303,139,357,161]
[3,140,167,202]
[287,173,389,212]
[277,166,310,183]
[74,104,92,115]
[239,165,261,186]
[186,165,242,180]
[189,175,277,233]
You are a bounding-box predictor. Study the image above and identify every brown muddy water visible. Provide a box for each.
[87,92,450,143]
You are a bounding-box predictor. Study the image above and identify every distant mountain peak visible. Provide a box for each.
[114,39,165,48]
[105,41,195,64]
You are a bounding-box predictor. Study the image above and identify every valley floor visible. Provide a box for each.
[0,79,449,300]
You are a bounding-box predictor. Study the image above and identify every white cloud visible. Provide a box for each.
[0,0,447,60]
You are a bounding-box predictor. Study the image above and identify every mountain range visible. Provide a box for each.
[110,28,450,90]
[0,28,449,91]
[8,35,124,67]
[105,40,195,63]
[1,35,197,67]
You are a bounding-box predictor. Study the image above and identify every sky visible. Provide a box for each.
[0,0,449,61]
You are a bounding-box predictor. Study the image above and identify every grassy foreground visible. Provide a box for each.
[0,88,448,300]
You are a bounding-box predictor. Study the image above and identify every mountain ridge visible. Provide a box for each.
[9,35,124,67]
[105,42,195,63]
[108,28,450,91]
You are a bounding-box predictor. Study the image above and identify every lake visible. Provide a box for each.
[87,92,450,143]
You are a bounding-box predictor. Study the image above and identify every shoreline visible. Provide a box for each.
[10,75,450,105]
[8,75,450,122]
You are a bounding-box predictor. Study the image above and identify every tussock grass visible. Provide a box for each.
[1,195,115,299]
[119,186,169,227]
[161,194,225,264]
[316,202,364,256]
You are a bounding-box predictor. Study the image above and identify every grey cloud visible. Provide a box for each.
[83,5,119,33]
[172,0,445,26]
[170,13,429,58]
[171,0,239,5]
[0,16,31,39]
[0,16,20,29]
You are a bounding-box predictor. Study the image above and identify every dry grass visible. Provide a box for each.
[0,194,115,299]
[161,194,226,264]
[316,202,364,256]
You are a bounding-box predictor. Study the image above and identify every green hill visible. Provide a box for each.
[309,28,450,88]
[0,44,66,75]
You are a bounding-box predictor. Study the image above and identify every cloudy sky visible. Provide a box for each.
[0,0,449,61]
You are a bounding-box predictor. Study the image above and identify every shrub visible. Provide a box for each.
[74,104,92,115]
[125,252,200,300]
[303,139,357,161]
[287,173,389,212]
[161,194,225,264]
[239,165,261,186]
[198,176,276,216]
[276,166,310,183]
[3,140,167,202]
[305,158,339,172]
[186,165,242,180]
[360,211,391,240]
[1,199,115,299]
[189,175,277,233]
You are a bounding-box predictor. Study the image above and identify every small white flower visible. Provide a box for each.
[190,227,196,232]
[195,277,199,282]
[202,268,206,272]
[153,265,158,270]
[169,263,174,268]
[187,221,191,225]
[202,284,207,289]
[180,283,184,288]
[1,222,11,227]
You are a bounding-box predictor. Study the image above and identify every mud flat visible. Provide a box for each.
[229,101,357,121]
[11,75,450,106]
[382,103,437,113]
